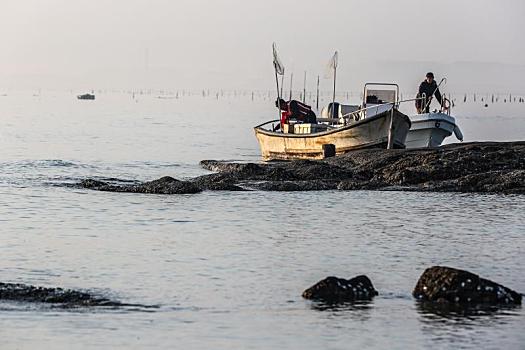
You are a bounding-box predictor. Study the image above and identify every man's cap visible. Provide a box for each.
[426,72,434,78]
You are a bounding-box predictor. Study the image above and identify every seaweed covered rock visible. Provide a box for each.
[200,159,353,182]
[302,275,378,302]
[81,176,202,194]
[191,173,246,191]
[199,142,525,194]
[413,266,522,305]
[134,176,202,194]
[0,282,121,307]
[253,180,339,191]
[80,142,525,194]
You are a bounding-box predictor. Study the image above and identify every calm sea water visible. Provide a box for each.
[0,91,524,350]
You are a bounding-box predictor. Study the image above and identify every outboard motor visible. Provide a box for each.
[327,102,340,119]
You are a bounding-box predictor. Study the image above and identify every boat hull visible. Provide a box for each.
[254,109,411,161]
[406,112,462,148]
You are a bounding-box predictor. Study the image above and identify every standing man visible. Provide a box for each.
[416,72,442,113]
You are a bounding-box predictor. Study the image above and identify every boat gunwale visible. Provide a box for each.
[254,109,411,139]
[409,113,457,124]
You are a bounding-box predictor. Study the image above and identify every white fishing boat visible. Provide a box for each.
[405,111,463,148]
[255,109,411,161]
[254,83,412,161]
[340,77,464,149]
[404,80,464,148]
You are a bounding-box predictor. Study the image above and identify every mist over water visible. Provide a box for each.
[2,0,525,91]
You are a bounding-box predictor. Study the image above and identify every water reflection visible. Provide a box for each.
[416,300,522,324]
[308,300,374,322]
[0,300,160,313]
[416,301,523,348]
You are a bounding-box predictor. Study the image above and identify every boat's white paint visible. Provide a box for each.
[364,103,392,118]
[406,112,463,148]
[254,109,411,161]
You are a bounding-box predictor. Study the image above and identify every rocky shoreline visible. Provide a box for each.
[80,142,525,194]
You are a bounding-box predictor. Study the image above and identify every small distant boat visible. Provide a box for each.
[405,112,463,148]
[77,93,95,100]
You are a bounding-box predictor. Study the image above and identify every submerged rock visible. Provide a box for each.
[0,282,121,307]
[81,176,202,194]
[413,266,522,305]
[302,275,378,302]
[252,180,339,191]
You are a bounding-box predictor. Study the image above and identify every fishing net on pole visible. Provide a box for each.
[323,51,338,79]
[272,43,285,76]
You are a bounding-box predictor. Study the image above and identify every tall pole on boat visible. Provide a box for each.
[303,71,307,103]
[289,72,293,100]
[316,75,320,111]
[332,68,337,118]
[272,43,285,122]
[329,51,338,118]
[274,64,281,120]
[280,75,284,98]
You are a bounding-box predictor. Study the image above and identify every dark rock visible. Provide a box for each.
[80,179,109,188]
[337,179,381,190]
[420,170,525,194]
[413,266,522,305]
[82,142,525,194]
[302,275,378,302]
[81,176,202,194]
[200,161,271,178]
[200,159,353,182]
[288,160,354,180]
[198,142,525,194]
[192,175,246,191]
[0,282,121,307]
[252,180,338,191]
[131,176,201,194]
[200,180,246,191]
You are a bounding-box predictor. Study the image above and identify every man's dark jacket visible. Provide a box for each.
[418,80,442,105]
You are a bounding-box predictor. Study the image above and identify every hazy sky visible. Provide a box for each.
[2,0,524,91]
